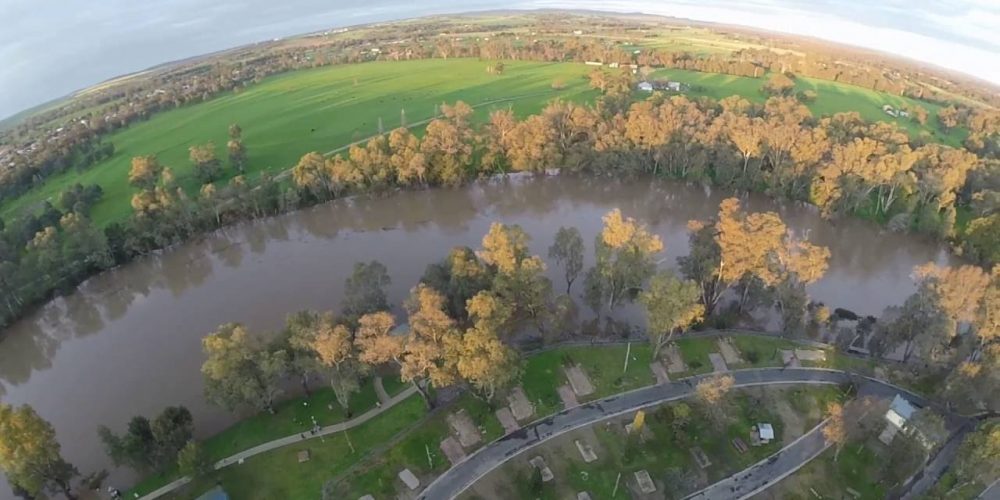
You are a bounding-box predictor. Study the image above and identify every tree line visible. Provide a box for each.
[1,87,997,330]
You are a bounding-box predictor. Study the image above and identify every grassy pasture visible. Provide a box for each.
[3,58,968,227]
[650,68,966,145]
[0,59,597,225]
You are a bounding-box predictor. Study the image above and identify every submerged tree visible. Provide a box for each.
[548,226,584,294]
[201,323,288,414]
[342,260,391,321]
[584,209,663,313]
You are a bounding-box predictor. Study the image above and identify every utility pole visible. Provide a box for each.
[623,342,631,374]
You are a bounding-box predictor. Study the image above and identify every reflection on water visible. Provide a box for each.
[0,176,954,495]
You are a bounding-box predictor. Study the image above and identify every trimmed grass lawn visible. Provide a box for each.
[128,377,405,497]
[650,68,966,146]
[521,344,656,416]
[1,58,597,225]
[174,395,427,499]
[328,394,505,499]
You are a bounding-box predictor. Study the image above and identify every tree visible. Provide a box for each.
[420,102,474,186]
[584,209,663,312]
[478,223,552,333]
[822,402,848,460]
[128,155,162,189]
[228,123,242,140]
[291,151,335,200]
[454,321,521,400]
[908,408,947,450]
[354,310,402,361]
[694,374,735,427]
[400,284,462,406]
[189,143,222,183]
[98,417,155,472]
[548,226,584,294]
[311,321,367,416]
[951,423,1000,488]
[761,73,795,96]
[639,270,704,358]
[201,323,288,413]
[342,260,391,321]
[176,440,212,478]
[227,139,247,173]
[0,404,79,499]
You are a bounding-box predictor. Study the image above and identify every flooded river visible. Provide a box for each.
[0,176,954,494]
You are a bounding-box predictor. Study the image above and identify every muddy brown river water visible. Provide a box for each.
[0,176,954,495]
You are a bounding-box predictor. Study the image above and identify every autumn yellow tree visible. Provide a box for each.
[477,223,552,333]
[584,209,664,312]
[421,101,474,186]
[400,285,462,406]
[694,374,735,427]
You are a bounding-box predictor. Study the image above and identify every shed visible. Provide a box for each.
[195,486,230,500]
[886,394,916,429]
[638,82,653,92]
[758,423,775,441]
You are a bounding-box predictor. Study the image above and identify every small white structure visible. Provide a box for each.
[667,81,682,92]
[879,395,916,444]
[573,30,584,35]
[609,62,620,69]
[585,61,603,66]
[638,82,654,92]
[758,423,775,443]
[882,104,899,117]
[899,110,910,118]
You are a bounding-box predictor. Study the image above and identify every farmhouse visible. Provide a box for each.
[638,81,654,92]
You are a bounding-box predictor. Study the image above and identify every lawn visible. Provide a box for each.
[1,58,598,225]
[172,395,428,499]
[521,344,656,416]
[649,68,966,146]
[127,376,405,497]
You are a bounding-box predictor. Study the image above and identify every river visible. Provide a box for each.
[0,175,954,495]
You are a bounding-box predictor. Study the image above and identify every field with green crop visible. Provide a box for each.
[650,68,966,145]
[0,59,598,225]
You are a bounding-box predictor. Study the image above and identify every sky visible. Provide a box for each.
[0,0,998,120]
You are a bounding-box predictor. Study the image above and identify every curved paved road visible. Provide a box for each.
[685,419,831,500]
[419,367,933,500]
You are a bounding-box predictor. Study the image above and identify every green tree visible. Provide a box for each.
[176,440,212,478]
[639,270,704,358]
[0,404,79,499]
[548,226,584,294]
[201,323,288,413]
[227,139,247,173]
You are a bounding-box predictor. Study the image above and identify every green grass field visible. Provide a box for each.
[650,68,967,145]
[3,58,970,228]
[0,59,597,225]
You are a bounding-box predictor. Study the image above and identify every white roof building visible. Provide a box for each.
[758,423,775,441]
[638,82,653,92]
